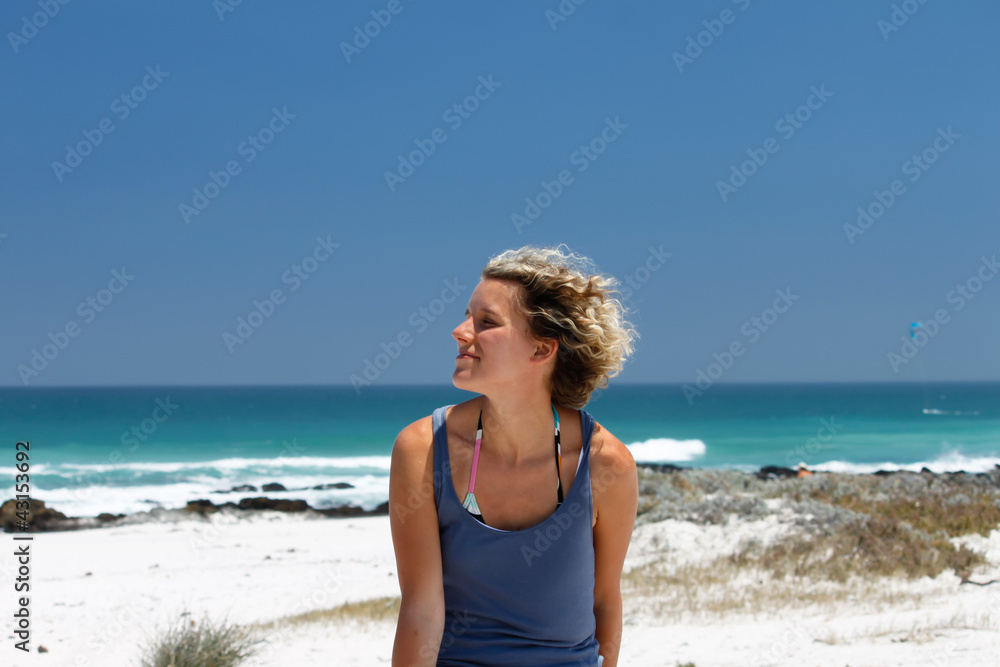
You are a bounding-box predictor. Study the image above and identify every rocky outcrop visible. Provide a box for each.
[1,498,73,533]
[212,484,258,493]
[637,463,685,474]
[210,481,356,494]
[261,483,287,492]
[183,497,388,518]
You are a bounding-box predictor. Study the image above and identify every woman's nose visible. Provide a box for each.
[452,315,473,342]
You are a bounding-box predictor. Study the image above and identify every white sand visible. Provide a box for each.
[3,509,999,666]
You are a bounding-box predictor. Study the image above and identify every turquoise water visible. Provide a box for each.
[1,383,998,518]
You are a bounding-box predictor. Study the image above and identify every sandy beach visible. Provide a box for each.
[4,467,1000,666]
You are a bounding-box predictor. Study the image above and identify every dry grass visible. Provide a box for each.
[622,545,946,624]
[731,515,985,583]
[625,467,1000,622]
[813,608,998,645]
[622,553,918,622]
[802,486,1000,539]
[254,596,401,632]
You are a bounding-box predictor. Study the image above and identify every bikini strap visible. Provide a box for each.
[467,404,563,503]
[468,411,484,494]
[553,403,563,507]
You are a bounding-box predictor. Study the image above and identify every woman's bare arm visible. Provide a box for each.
[390,417,446,667]
[590,424,638,667]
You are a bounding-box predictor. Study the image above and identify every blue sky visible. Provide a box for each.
[2,0,998,387]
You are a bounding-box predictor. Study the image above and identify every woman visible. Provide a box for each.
[389,245,639,666]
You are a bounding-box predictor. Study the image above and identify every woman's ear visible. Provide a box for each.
[531,338,558,364]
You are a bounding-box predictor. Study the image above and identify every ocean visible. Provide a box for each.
[1,382,998,519]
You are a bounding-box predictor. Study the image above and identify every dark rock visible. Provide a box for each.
[873,470,896,477]
[316,501,388,518]
[638,463,685,474]
[185,499,222,515]
[96,512,122,522]
[755,466,797,481]
[262,483,287,492]
[185,499,244,515]
[212,484,257,494]
[312,482,355,490]
[315,504,368,518]
[238,497,308,512]
[0,498,71,533]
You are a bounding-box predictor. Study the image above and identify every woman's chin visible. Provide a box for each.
[452,371,477,392]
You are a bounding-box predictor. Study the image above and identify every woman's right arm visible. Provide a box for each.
[390,417,445,667]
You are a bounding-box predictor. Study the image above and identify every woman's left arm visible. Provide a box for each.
[591,424,638,667]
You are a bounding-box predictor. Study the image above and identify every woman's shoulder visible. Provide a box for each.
[586,416,636,477]
[392,415,434,465]
[585,416,637,527]
[393,399,479,452]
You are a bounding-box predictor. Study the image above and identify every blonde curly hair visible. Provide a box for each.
[481,244,638,408]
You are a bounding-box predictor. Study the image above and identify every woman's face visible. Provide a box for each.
[451,279,553,393]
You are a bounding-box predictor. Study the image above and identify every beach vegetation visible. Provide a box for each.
[807,488,1000,538]
[728,513,984,582]
[624,466,999,620]
[279,595,400,625]
[137,610,263,667]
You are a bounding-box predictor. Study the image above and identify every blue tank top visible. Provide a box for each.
[431,404,603,666]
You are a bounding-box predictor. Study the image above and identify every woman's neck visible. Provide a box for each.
[477,390,558,466]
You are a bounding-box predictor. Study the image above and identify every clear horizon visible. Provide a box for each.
[4,380,997,390]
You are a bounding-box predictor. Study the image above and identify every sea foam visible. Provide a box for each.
[626,437,707,463]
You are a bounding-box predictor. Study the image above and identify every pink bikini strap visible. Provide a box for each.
[468,411,484,493]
